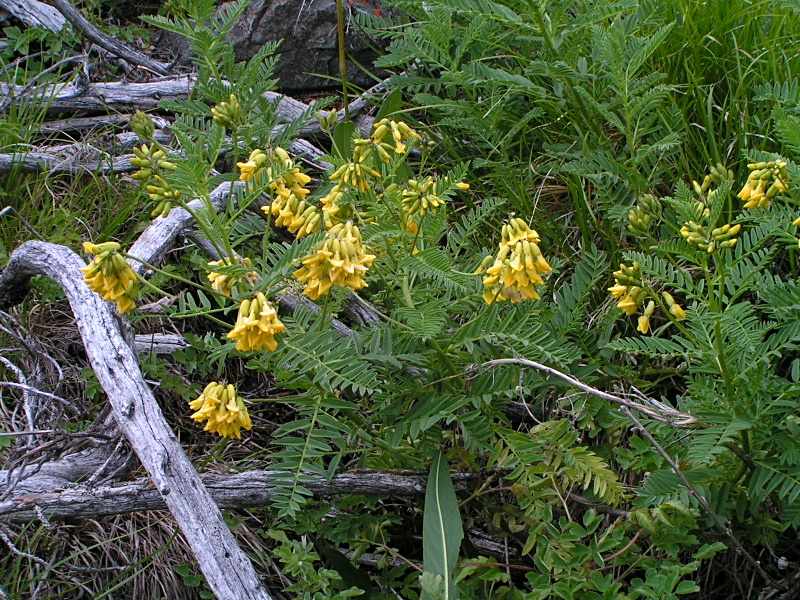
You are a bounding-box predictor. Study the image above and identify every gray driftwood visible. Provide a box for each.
[0,470,471,523]
[0,0,65,31]
[0,74,385,131]
[0,241,273,600]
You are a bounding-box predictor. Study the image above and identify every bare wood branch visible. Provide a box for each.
[0,241,273,600]
[41,0,172,75]
[0,133,327,176]
[0,0,65,31]
[133,333,189,355]
[0,73,386,130]
[481,357,698,428]
[0,469,475,523]
[33,113,171,138]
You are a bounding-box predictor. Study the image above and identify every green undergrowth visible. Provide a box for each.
[1,1,800,599]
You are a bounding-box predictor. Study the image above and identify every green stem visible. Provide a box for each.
[228,129,240,218]
[124,254,227,301]
[713,318,735,402]
[335,0,350,122]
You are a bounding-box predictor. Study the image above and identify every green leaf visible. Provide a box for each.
[693,542,727,560]
[333,121,356,160]
[375,89,403,121]
[422,451,463,600]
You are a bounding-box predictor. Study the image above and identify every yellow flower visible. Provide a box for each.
[189,382,252,439]
[617,294,640,316]
[669,303,687,319]
[608,283,628,299]
[482,219,552,304]
[637,301,656,334]
[661,291,687,320]
[329,160,381,193]
[227,292,285,352]
[294,222,376,300]
[80,242,139,314]
[237,148,268,183]
[206,256,257,296]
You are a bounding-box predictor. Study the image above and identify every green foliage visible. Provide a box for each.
[422,451,464,600]
[6,0,800,598]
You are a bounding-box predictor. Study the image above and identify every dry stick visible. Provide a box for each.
[621,407,786,592]
[0,242,273,600]
[41,0,172,76]
[480,357,698,428]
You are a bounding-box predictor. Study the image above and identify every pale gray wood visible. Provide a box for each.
[42,0,172,75]
[0,0,65,31]
[134,333,190,355]
[0,74,388,133]
[0,241,273,600]
[0,470,475,522]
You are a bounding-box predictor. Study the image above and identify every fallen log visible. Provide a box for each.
[0,73,385,136]
[0,469,474,523]
[41,0,172,75]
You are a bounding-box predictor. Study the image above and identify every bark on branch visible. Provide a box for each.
[0,241,273,600]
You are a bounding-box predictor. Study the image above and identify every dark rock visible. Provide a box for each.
[225,0,390,92]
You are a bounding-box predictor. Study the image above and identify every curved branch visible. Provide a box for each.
[481,357,698,428]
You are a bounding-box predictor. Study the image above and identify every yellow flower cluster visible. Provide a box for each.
[80,242,139,314]
[189,382,252,439]
[609,265,686,334]
[329,159,381,194]
[481,217,552,304]
[206,256,258,296]
[227,292,285,352]
[129,143,180,218]
[608,262,645,316]
[738,160,790,208]
[637,293,687,334]
[401,177,446,218]
[239,148,320,238]
[680,221,740,253]
[371,117,420,156]
[294,222,376,300]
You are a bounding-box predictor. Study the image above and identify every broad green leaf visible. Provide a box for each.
[422,451,463,600]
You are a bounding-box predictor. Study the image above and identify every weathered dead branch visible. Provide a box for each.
[42,0,172,75]
[0,241,273,600]
[0,73,384,131]
[0,470,474,523]
[0,0,65,32]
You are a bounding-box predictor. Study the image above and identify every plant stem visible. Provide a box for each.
[335,0,350,122]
